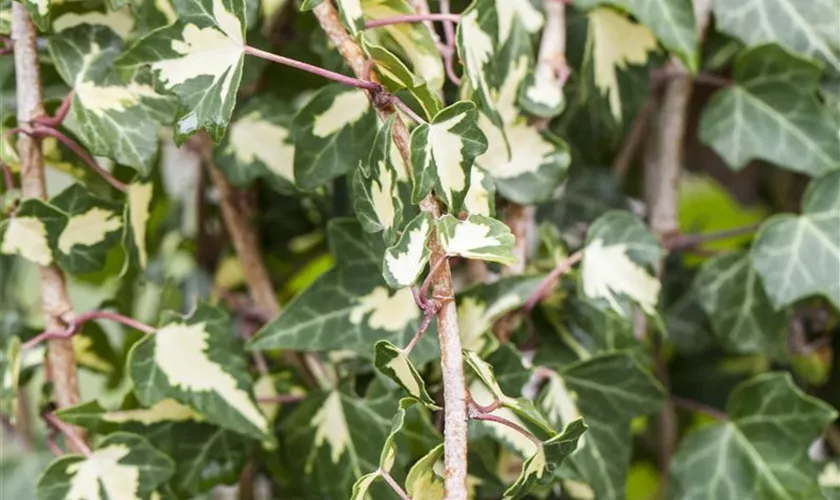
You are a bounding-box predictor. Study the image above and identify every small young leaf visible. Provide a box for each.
[374,341,438,408]
[128,303,271,442]
[291,84,377,190]
[36,432,175,500]
[381,212,431,289]
[116,0,248,143]
[750,170,840,310]
[350,472,381,500]
[436,214,516,265]
[405,444,445,499]
[410,101,488,213]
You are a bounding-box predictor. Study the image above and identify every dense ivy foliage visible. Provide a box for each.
[0,0,839,499]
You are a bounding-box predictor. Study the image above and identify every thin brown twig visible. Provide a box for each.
[22,310,156,349]
[380,469,412,500]
[467,396,502,414]
[43,411,91,457]
[524,250,584,311]
[365,13,460,29]
[256,393,307,405]
[393,96,428,124]
[468,408,541,447]
[33,89,75,128]
[404,303,439,355]
[671,396,728,421]
[244,45,380,91]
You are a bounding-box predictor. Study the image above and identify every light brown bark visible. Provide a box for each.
[12,3,85,451]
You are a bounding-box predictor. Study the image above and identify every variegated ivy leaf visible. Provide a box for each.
[361,39,442,120]
[504,419,587,500]
[36,432,175,500]
[458,276,542,352]
[382,212,431,289]
[694,252,789,359]
[53,6,137,40]
[352,116,403,244]
[537,354,664,499]
[714,0,840,74]
[581,210,662,316]
[215,97,296,191]
[128,303,272,442]
[751,170,840,310]
[300,0,325,10]
[410,101,487,212]
[474,55,571,204]
[116,0,247,143]
[291,84,377,190]
[374,341,438,408]
[122,180,154,271]
[49,25,166,174]
[436,214,516,265]
[21,0,51,31]
[574,0,698,72]
[670,373,838,499]
[284,390,391,498]
[57,399,250,498]
[335,0,364,34]
[405,444,445,499]
[700,44,840,177]
[585,7,658,121]
[361,0,445,90]
[249,219,439,362]
[464,166,496,217]
[0,184,123,274]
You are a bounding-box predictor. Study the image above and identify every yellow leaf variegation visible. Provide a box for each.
[382,212,431,289]
[436,214,516,265]
[582,239,661,315]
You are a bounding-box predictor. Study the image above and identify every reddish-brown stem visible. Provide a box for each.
[1,162,14,191]
[43,412,91,456]
[467,396,502,414]
[23,311,155,350]
[33,90,75,128]
[469,410,541,447]
[419,256,450,301]
[524,250,584,311]
[256,393,307,404]
[45,427,65,456]
[380,469,412,500]
[243,45,380,91]
[28,125,127,192]
[666,223,760,250]
[671,396,728,421]
[438,0,461,85]
[404,303,439,355]
[393,96,427,124]
[365,13,460,29]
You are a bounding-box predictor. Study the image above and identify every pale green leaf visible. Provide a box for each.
[116,0,247,143]
[405,444,445,500]
[374,341,438,408]
[122,180,154,271]
[292,84,377,190]
[714,0,840,73]
[436,214,516,265]
[411,101,488,212]
[0,335,21,420]
[215,97,296,191]
[352,115,403,244]
[694,252,789,359]
[21,0,50,31]
[464,166,496,217]
[700,44,840,176]
[36,432,175,500]
[49,25,165,173]
[336,0,364,34]
[750,170,840,310]
[573,0,698,72]
[249,219,439,361]
[350,472,381,500]
[670,373,838,499]
[382,212,431,289]
[128,303,272,442]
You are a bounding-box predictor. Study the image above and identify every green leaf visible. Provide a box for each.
[128,303,272,442]
[405,444,445,499]
[381,212,432,289]
[670,372,838,499]
[750,170,840,310]
[0,335,21,420]
[361,0,445,90]
[122,180,154,271]
[36,432,175,500]
[582,210,662,316]
[458,276,543,352]
[21,0,50,31]
[350,472,381,500]
[352,116,403,244]
[540,354,664,498]
[694,252,789,359]
[116,0,248,143]
[1,184,124,274]
[573,0,698,72]
[215,96,296,191]
[49,25,164,173]
[336,0,364,34]
[291,84,377,190]
[700,44,840,176]
[713,0,840,73]
[504,419,588,500]
[249,219,439,362]
[284,390,391,498]
[374,341,438,408]
[410,101,488,213]
[436,214,516,265]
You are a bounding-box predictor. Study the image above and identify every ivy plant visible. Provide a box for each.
[1,0,839,499]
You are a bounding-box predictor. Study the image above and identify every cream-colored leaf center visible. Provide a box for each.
[104,399,203,425]
[128,183,153,268]
[312,391,351,463]
[350,287,419,332]
[1,216,53,265]
[582,239,661,315]
[385,217,429,287]
[227,111,295,181]
[312,90,370,137]
[66,444,139,500]
[58,207,122,254]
